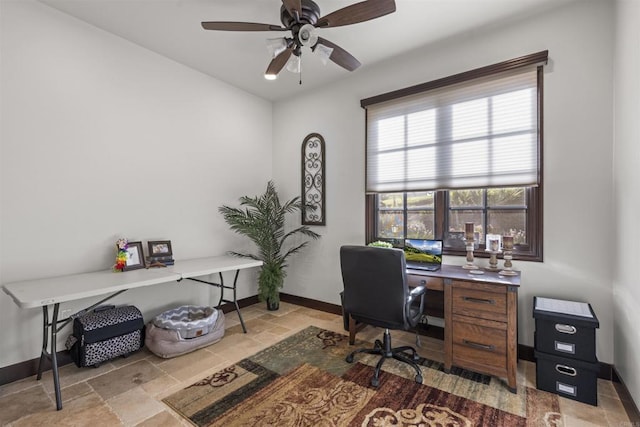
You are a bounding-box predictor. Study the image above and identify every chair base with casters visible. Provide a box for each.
[346,327,423,387]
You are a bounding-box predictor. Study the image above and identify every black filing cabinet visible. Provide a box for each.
[533,296,600,406]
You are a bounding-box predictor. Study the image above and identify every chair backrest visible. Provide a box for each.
[340,245,409,330]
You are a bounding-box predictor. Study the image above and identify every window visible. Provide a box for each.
[362,52,546,261]
[372,186,539,259]
[377,191,435,240]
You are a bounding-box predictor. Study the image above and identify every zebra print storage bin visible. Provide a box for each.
[68,305,145,368]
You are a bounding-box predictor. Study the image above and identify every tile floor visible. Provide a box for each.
[0,302,635,426]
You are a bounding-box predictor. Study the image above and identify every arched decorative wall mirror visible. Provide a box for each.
[301,133,325,225]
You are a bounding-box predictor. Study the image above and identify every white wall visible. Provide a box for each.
[613,0,640,406]
[0,0,272,368]
[273,0,617,364]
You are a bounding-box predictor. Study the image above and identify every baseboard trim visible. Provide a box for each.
[0,351,74,387]
[280,293,342,316]
[613,366,640,423]
[280,293,443,340]
[221,295,260,312]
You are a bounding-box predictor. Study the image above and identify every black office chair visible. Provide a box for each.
[340,245,426,387]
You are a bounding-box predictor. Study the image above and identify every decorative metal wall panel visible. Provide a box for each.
[301,133,325,225]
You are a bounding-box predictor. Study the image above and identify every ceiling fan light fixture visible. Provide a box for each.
[297,23,318,47]
[266,37,288,58]
[286,54,301,73]
[314,43,333,65]
[264,72,278,80]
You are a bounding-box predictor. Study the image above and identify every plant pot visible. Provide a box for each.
[266,298,279,311]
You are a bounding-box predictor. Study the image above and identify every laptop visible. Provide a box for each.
[404,239,443,271]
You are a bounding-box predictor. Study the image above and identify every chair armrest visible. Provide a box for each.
[405,285,426,326]
[409,285,426,299]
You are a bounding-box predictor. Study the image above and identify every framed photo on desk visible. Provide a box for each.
[148,240,172,258]
[124,241,145,271]
[147,240,174,266]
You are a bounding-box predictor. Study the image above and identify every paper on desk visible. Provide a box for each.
[535,297,593,318]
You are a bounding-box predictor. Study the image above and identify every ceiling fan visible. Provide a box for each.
[201,0,396,80]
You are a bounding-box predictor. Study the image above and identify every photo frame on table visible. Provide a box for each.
[148,240,173,258]
[124,241,145,271]
[485,234,502,251]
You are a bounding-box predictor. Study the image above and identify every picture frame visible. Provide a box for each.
[445,231,466,249]
[123,241,145,271]
[485,234,502,251]
[147,240,173,259]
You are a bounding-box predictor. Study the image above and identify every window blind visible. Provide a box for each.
[365,67,541,193]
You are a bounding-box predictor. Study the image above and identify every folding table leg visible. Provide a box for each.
[50,304,62,410]
[36,304,63,409]
[36,306,49,381]
[216,272,224,308]
[188,270,247,333]
[229,270,247,333]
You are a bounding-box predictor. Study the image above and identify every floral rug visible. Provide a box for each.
[163,326,561,426]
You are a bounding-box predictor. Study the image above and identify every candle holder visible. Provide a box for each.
[499,236,518,276]
[462,236,479,270]
[485,236,501,271]
[485,248,502,271]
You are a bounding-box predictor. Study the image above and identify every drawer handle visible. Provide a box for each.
[420,280,426,285]
[555,324,577,334]
[462,339,495,352]
[555,364,577,377]
[462,296,495,305]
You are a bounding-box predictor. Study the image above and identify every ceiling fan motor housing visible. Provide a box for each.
[280,0,321,28]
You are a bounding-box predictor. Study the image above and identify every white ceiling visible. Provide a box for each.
[39,0,571,102]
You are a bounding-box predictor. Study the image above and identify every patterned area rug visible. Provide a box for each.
[163,326,562,426]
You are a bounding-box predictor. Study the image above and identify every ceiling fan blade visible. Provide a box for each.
[313,37,361,71]
[281,0,302,19]
[201,22,287,32]
[265,47,294,76]
[316,0,396,28]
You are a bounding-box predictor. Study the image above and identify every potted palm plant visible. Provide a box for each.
[219,181,321,310]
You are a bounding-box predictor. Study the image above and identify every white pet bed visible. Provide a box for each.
[145,307,225,359]
[152,305,219,339]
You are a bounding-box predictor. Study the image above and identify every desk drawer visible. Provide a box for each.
[452,317,507,370]
[407,274,444,291]
[452,281,507,322]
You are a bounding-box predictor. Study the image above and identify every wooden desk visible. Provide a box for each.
[2,255,262,410]
[349,264,520,392]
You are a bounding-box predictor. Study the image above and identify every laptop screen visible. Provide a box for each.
[404,239,443,269]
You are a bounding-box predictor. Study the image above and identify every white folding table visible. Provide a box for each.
[2,255,262,410]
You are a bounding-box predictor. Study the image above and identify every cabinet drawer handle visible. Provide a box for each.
[555,364,577,377]
[462,339,495,351]
[555,324,577,334]
[420,280,426,285]
[462,296,495,305]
